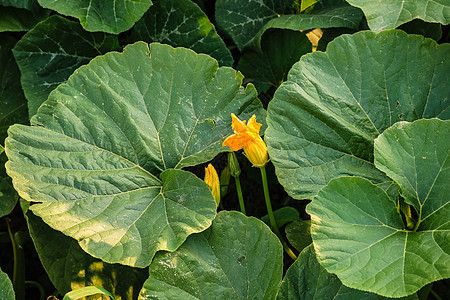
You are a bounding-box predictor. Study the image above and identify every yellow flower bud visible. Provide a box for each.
[243,133,268,167]
[204,164,220,206]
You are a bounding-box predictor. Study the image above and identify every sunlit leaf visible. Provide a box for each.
[266,30,450,199]
[345,0,450,32]
[5,42,263,267]
[0,267,14,300]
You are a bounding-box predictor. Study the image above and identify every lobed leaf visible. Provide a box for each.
[265,30,450,199]
[374,119,450,230]
[5,42,263,267]
[139,211,283,300]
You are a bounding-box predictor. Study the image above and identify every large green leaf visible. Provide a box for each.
[0,34,25,218]
[37,0,153,34]
[374,119,449,230]
[215,0,293,51]
[265,30,450,199]
[26,210,147,299]
[277,244,418,299]
[238,30,312,94]
[13,15,120,117]
[306,176,449,297]
[0,0,41,10]
[0,267,14,300]
[139,211,283,300]
[128,0,232,67]
[345,0,450,32]
[5,42,263,267]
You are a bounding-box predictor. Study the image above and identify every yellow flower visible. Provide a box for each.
[222,113,268,167]
[204,164,220,206]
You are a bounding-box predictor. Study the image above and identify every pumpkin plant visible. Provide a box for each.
[0,0,448,299]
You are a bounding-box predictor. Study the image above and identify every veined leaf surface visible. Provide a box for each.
[139,211,283,300]
[266,30,449,199]
[37,0,153,34]
[5,42,263,267]
[345,0,450,32]
[0,267,14,300]
[306,119,450,297]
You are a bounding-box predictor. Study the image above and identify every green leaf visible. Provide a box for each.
[0,6,49,32]
[128,0,233,67]
[306,176,449,297]
[13,15,120,117]
[26,210,147,299]
[345,0,450,32]
[139,211,283,299]
[285,220,311,253]
[0,267,15,300]
[277,244,418,300]
[5,42,263,267]
[374,119,450,230]
[37,0,153,34]
[215,0,293,51]
[238,30,312,94]
[261,206,300,228]
[63,286,115,300]
[265,30,450,199]
[249,4,363,50]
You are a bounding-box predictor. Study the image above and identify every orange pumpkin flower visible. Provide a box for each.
[222,114,268,167]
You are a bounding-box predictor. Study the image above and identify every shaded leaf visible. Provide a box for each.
[277,244,418,300]
[0,267,14,300]
[26,211,146,299]
[345,0,450,32]
[306,176,449,297]
[261,206,300,228]
[0,0,41,11]
[284,220,311,253]
[374,119,450,230]
[13,15,120,116]
[5,42,263,267]
[0,6,49,32]
[238,30,312,94]
[139,211,283,300]
[37,0,153,34]
[129,0,232,67]
[215,0,293,51]
[265,30,450,199]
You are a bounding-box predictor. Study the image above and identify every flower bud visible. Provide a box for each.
[228,152,241,177]
[243,134,268,167]
[204,164,220,206]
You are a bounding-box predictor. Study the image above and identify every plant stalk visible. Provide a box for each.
[260,166,297,260]
[234,176,246,215]
[6,218,26,300]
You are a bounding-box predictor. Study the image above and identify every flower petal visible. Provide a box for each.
[231,113,248,133]
[222,132,253,151]
[246,114,261,134]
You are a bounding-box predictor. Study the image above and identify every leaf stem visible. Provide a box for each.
[6,218,25,300]
[234,176,246,215]
[260,166,297,260]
